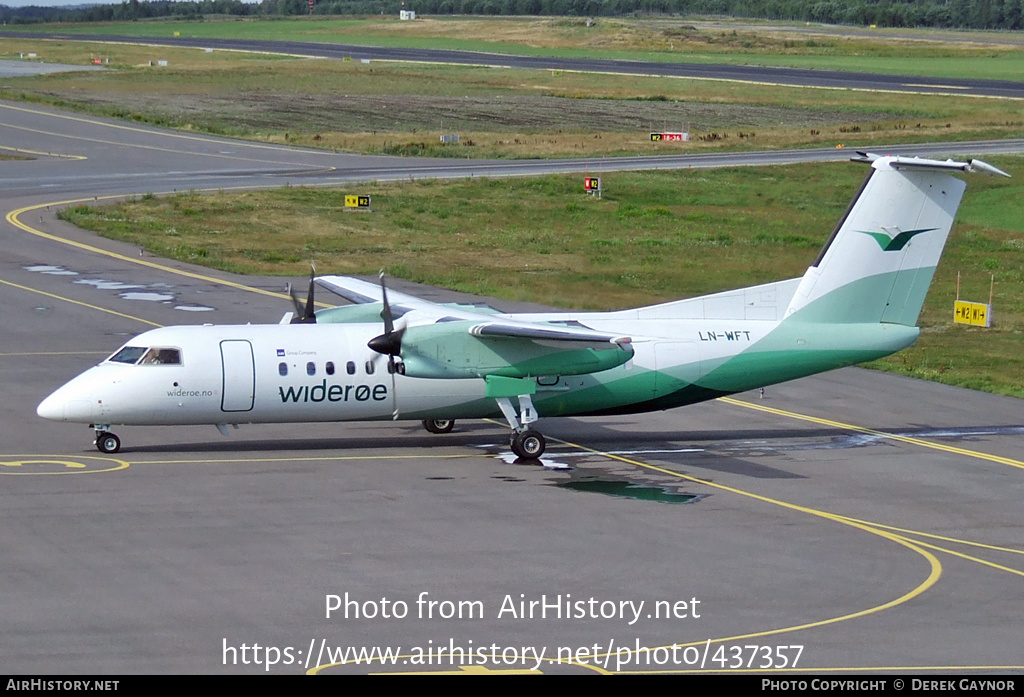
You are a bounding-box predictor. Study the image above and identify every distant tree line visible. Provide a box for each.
[2,0,1022,30]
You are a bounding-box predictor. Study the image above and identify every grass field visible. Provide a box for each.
[10,16,1024,80]
[8,17,1023,397]
[2,37,1022,160]
[58,158,1024,398]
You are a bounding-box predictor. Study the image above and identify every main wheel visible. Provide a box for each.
[511,429,545,460]
[96,432,121,454]
[423,419,455,434]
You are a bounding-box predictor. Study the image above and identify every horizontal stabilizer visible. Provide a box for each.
[853,152,1010,177]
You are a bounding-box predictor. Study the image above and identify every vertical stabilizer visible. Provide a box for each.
[784,155,1006,326]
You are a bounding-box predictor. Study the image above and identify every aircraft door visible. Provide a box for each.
[220,340,255,412]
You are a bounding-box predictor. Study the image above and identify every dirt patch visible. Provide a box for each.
[36,89,890,134]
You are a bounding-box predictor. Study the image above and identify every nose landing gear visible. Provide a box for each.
[93,426,121,454]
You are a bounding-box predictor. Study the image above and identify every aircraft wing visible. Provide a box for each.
[316,275,633,379]
[317,275,629,344]
[316,275,399,305]
[315,275,501,321]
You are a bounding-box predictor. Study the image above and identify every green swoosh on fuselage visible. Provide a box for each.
[858,228,937,251]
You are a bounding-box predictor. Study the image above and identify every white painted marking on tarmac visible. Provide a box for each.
[121,291,174,302]
[903,83,970,90]
[554,448,704,457]
[74,279,141,291]
[24,264,78,276]
[495,452,570,470]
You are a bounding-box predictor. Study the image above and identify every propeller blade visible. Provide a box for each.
[389,355,400,420]
[289,266,317,324]
[303,266,316,321]
[379,270,394,336]
[368,271,403,356]
[287,283,303,317]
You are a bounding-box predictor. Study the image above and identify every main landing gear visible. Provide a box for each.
[93,426,121,454]
[495,393,546,460]
[510,428,545,460]
[422,418,455,434]
[420,391,547,460]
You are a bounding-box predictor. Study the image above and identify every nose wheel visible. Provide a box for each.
[94,429,121,454]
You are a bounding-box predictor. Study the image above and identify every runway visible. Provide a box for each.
[9,32,1024,100]
[1,101,1022,674]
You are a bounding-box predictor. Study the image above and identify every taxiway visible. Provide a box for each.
[1,100,1022,674]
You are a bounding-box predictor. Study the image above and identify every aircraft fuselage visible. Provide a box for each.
[36,311,914,429]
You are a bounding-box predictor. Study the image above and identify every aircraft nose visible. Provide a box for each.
[37,377,99,423]
[36,392,65,421]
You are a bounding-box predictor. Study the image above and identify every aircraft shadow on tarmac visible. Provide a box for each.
[112,421,831,480]
[106,419,1022,483]
[103,420,844,454]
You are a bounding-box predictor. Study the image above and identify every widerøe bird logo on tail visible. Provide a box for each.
[858,227,938,252]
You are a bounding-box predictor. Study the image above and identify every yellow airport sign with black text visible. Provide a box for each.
[345,195,371,209]
[954,300,991,327]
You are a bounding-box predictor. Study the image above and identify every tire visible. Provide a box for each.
[423,419,455,434]
[96,432,121,454]
[511,429,545,460]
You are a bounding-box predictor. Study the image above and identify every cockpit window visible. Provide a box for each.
[139,348,182,365]
[107,346,148,364]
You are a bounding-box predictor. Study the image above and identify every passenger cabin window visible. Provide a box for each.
[279,362,288,376]
[346,361,356,375]
[306,362,316,376]
[365,361,375,375]
[139,348,181,365]
[108,346,147,365]
[326,361,335,376]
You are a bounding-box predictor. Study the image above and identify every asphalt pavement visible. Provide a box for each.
[0,100,1021,674]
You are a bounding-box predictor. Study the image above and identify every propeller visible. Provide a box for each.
[367,271,405,419]
[289,265,317,324]
[367,271,405,359]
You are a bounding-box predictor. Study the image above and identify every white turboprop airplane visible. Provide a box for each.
[37,154,1008,458]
